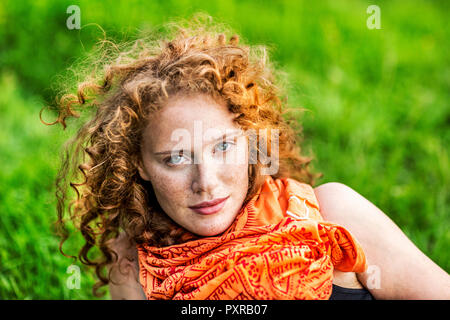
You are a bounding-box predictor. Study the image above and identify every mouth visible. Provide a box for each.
[189,196,229,215]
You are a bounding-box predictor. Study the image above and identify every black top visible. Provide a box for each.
[329,284,375,300]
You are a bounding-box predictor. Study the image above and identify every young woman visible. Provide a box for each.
[45,15,449,300]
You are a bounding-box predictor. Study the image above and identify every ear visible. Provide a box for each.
[136,160,151,182]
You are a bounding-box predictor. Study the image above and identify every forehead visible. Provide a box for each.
[143,94,241,150]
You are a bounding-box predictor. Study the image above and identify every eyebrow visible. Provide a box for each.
[153,130,243,156]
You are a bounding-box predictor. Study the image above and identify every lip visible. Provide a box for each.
[189,196,229,215]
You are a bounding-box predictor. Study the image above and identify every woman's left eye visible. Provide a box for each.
[216,141,233,152]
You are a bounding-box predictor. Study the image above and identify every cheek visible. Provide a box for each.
[147,169,189,208]
[221,140,249,187]
[223,163,249,191]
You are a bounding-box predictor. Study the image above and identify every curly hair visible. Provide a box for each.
[41,13,322,297]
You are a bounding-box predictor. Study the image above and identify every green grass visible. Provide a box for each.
[0,0,448,299]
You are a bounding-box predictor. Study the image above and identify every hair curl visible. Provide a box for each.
[41,13,322,297]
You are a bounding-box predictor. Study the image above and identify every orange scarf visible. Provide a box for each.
[137,176,367,300]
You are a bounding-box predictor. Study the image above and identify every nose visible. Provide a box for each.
[191,156,220,196]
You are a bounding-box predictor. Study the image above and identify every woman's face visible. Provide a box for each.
[138,93,249,237]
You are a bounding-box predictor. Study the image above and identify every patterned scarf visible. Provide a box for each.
[137,176,367,300]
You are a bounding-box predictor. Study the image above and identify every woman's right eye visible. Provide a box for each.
[165,153,187,166]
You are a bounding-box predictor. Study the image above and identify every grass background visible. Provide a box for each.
[0,0,448,299]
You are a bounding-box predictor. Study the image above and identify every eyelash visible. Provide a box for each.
[163,140,235,166]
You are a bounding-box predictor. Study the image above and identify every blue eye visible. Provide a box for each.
[170,155,183,163]
[216,141,233,152]
[165,153,187,166]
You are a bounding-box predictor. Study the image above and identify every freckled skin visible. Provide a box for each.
[138,94,249,237]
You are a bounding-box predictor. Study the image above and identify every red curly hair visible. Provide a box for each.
[41,13,322,297]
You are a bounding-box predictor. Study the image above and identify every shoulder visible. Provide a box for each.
[313,182,358,205]
[314,181,356,195]
[108,232,140,274]
[313,182,375,221]
[108,233,147,299]
[314,182,359,201]
[314,182,450,299]
[110,232,138,257]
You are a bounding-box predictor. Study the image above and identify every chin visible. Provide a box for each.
[194,226,226,237]
[192,216,234,237]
